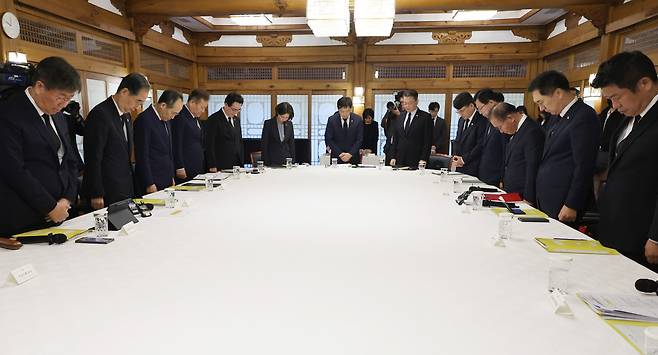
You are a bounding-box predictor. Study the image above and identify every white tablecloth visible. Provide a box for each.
[1,166,655,355]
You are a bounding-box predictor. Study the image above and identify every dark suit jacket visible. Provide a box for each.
[134,106,175,192]
[535,100,599,219]
[261,117,295,166]
[362,121,379,152]
[0,91,78,236]
[431,116,449,154]
[503,117,545,205]
[390,109,432,168]
[81,96,135,205]
[171,105,204,181]
[598,99,658,268]
[204,109,244,170]
[453,112,487,176]
[599,107,624,152]
[477,122,507,186]
[325,112,364,164]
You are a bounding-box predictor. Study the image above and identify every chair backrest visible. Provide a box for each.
[428,154,451,170]
[250,151,263,166]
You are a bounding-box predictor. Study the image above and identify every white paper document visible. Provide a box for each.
[579,293,658,322]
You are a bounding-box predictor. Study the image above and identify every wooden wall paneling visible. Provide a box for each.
[16,0,135,40]
[540,22,600,57]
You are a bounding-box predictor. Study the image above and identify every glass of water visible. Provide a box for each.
[232,165,240,179]
[548,255,573,293]
[378,157,385,170]
[418,161,426,175]
[286,157,293,169]
[164,188,176,208]
[498,212,513,239]
[472,191,484,211]
[257,160,265,173]
[645,327,658,355]
[93,211,108,238]
[331,158,338,168]
[453,177,463,193]
[204,175,214,191]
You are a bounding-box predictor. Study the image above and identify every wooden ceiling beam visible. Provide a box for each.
[127,0,615,17]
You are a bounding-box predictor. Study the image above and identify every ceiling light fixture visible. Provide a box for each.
[452,10,497,22]
[229,14,274,26]
[306,0,350,37]
[354,0,395,37]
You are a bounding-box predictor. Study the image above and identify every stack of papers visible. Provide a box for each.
[579,293,658,322]
[535,238,619,255]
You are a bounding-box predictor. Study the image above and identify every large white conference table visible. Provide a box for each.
[1,166,656,355]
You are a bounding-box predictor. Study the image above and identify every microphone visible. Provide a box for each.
[456,186,499,205]
[635,278,658,294]
[16,233,68,245]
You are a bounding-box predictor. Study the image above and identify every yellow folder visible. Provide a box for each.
[535,237,619,255]
[172,185,205,191]
[13,228,88,240]
[133,198,166,206]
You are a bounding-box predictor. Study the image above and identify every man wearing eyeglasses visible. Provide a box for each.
[204,92,245,172]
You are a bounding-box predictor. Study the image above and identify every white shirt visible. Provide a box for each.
[463,109,476,130]
[559,96,578,119]
[111,95,128,141]
[25,88,64,164]
[510,114,528,142]
[404,109,418,129]
[340,115,350,128]
[152,104,169,135]
[617,93,658,144]
[184,104,201,129]
[222,107,234,126]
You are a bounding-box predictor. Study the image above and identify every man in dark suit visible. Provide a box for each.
[204,92,244,172]
[529,70,599,222]
[389,89,432,168]
[171,89,209,182]
[82,73,150,210]
[325,96,364,164]
[428,101,449,154]
[451,92,487,176]
[490,103,545,205]
[0,57,80,236]
[262,101,296,166]
[474,89,507,186]
[134,90,183,194]
[592,51,658,271]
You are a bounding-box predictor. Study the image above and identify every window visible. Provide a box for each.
[276,95,309,139]
[208,94,271,138]
[311,94,342,164]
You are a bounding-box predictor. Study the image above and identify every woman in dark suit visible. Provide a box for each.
[261,102,295,166]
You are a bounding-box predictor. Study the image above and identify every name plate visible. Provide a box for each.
[550,289,573,316]
[10,264,38,285]
[119,221,137,236]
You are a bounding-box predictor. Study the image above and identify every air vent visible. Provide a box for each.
[622,26,658,54]
[453,63,527,78]
[374,65,446,79]
[278,67,346,80]
[18,15,76,52]
[82,36,123,63]
[207,66,273,81]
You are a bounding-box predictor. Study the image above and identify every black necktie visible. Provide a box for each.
[404,112,411,133]
[342,119,348,134]
[229,117,234,127]
[121,114,129,142]
[464,119,469,132]
[632,115,641,129]
[42,114,61,152]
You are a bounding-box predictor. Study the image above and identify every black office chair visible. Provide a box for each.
[427,154,452,170]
